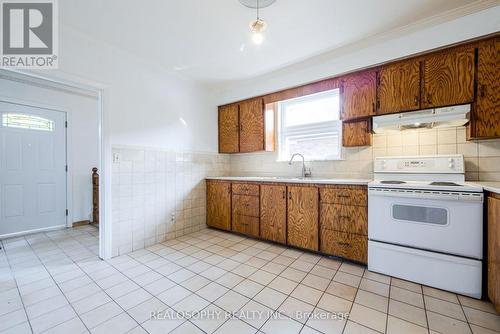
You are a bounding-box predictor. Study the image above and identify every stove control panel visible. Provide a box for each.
[374,155,464,174]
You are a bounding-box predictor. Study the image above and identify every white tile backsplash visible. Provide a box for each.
[229,126,500,182]
[111,147,230,257]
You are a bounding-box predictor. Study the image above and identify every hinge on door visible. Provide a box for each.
[65,165,68,172]
[65,209,68,216]
[65,121,68,128]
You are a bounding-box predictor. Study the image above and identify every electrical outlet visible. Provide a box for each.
[113,152,120,163]
[171,213,175,222]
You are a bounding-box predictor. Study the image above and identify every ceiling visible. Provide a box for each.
[60,0,490,85]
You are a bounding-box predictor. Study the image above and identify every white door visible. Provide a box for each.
[0,101,67,237]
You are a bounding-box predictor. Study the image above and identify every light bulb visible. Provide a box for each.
[252,32,263,44]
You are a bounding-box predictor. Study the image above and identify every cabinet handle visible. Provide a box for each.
[372,102,375,114]
[339,215,351,220]
[427,93,432,104]
[240,124,243,132]
[480,85,486,98]
[414,95,419,106]
[338,242,350,247]
[337,194,349,198]
[282,190,286,199]
[288,192,292,200]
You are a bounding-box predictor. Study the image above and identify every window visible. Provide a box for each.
[2,114,54,132]
[278,89,341,161]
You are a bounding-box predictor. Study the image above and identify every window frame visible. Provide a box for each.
[277,89,343,162]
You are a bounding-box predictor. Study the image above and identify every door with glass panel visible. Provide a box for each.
[0,101,66,237]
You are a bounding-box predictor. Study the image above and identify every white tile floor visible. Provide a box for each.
[1,226,499,334]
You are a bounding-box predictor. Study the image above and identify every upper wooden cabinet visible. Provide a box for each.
[287,186,319,251]
[218,98,274,154]
[421,46,475,108]
[206,180,231,231]
[343,120,371,147]
[341,70,377,121]
[470,38,500,139]
[260,184,287,244]
[377,60,421,114]
[239,98,265,152]
[218,104,239,153]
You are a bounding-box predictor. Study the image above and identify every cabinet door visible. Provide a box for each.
[474,38,500,138]
[422,47,475,108]
[260,184,287,243]
[488,196,500,311]
[343,120,371,147]
[287,186,319,251]
[341,71,377,121]
[218,104,239,153]
[239,98,264,152]
[378,60,421,114]
[320,229,367,263]
[206,181,231,230]
[320,204,367,235]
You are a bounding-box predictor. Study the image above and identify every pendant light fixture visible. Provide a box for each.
[239,0,276,45]
[250,0,266,44]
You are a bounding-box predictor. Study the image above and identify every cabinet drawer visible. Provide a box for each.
[320,204,367,235]
[320,229,367,264]
[232,194,259,217]
[233,214,259,237]
[232,183,259,196]
[320,187,367,206]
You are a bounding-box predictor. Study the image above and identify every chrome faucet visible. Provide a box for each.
[288,153,312,178]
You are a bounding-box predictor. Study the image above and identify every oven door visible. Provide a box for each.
[368,187,483,259]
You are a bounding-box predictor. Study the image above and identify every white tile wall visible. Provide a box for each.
[229,126,500,181]
[111,147,230,257]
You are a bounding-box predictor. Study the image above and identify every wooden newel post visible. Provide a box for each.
[92,168,99,225]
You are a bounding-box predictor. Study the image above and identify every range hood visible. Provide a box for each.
[372,104,470,134]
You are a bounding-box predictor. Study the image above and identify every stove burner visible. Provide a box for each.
[380,180,406,184]
[429,182,462,187]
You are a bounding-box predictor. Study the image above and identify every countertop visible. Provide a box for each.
[470,182,500,195]
[205,176,371,185]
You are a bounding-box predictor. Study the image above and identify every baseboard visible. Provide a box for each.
[0,225,66,240]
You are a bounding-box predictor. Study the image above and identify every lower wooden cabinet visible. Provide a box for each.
[206,180,231,230]
[232,214,259,237]
[320,204,367,235]
[260,184,287,244]
[320,229,367,263]
[319,185,368,263]
[487,194,500,313]
[206,179,369,263]
[287,186,319,251]
[231,183,260,238]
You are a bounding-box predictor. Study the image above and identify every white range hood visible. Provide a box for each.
[372,104,470,134]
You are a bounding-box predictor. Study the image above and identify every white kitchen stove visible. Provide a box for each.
[368,154,484,298]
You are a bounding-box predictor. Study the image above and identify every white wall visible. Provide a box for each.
[54,26,219,153]
[214,6,500,104]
